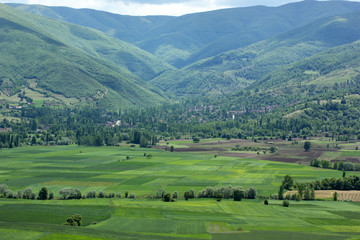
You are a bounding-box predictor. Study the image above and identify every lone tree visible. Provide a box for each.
[38,187,48,200]
[65,214,82,226]
[304,141,311,152]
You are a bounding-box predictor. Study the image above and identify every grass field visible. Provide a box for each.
[0,145,359,239]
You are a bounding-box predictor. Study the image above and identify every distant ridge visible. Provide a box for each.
[9,1,360,67]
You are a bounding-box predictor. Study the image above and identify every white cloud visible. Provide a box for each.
[1,0,360,16]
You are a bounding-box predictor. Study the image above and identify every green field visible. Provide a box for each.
[0,146,359,239]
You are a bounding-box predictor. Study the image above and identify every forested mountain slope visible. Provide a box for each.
[149,11,360,98]
[0,4,166,108]
[9,1,360,67]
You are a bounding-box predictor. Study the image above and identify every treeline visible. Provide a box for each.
[154,185,257,202]
[305,175,360,191]
[310,159,360,171]
[0,184,135,200]
[274,175,360,202]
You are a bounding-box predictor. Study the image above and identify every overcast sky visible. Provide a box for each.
[1,0,358,16]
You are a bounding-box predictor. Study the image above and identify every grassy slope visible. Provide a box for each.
[0,145,359,239]
[0,4,166,108]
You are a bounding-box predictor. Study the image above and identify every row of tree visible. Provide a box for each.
[310,159,360,171]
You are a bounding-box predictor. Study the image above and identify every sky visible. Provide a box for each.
[0,0,358,16]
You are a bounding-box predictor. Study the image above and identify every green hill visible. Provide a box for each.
[149,11,360,98]
[252,40,360,92]
[7,3,175,43]
[10,1,360,68]
[0,4,166,108]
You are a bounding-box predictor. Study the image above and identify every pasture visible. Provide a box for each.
[0,145,359,239]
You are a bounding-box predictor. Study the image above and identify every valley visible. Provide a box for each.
[1,0,360,239]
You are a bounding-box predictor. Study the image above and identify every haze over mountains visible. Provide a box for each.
[2,1,360,107]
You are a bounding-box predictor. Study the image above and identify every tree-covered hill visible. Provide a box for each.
[252,40,360,92]
[148,11,360,98]
[0,4,167,108]
[9,1,360,67]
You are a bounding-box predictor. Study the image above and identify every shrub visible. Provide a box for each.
[48,191,54,200]
[128,193,135,199]
[247,187,257,199]
[216,194,223,202]
[163,193,171,202]
[184,191,190,201]
[86,190,96,199]
[156,188,166,199]
[333,191,338,201]
[282,200,289,207]
[98,191,106,198]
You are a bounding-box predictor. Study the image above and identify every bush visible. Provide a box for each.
[86,190,96,198]
[156,188,166,199]
[184,191,190,201]
[65,214,82,226]
[247,187,257,199]
[98,191,106,198]
[282,200,289,207]
[163,193,172,202]
[48,191,54,200]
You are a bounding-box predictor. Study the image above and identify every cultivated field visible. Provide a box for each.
[0,144,359,239]
[302,190,360,202]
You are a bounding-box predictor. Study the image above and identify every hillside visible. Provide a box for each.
[189,11,360,79]
[0,4,166,108]
[252,40,360,92]
[149,11,360,98]
[7,3,175,43]
[10,1,360,67]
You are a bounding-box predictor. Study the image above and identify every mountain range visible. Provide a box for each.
[1,1,360,108]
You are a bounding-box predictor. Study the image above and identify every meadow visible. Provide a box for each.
[0,144,359,239]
